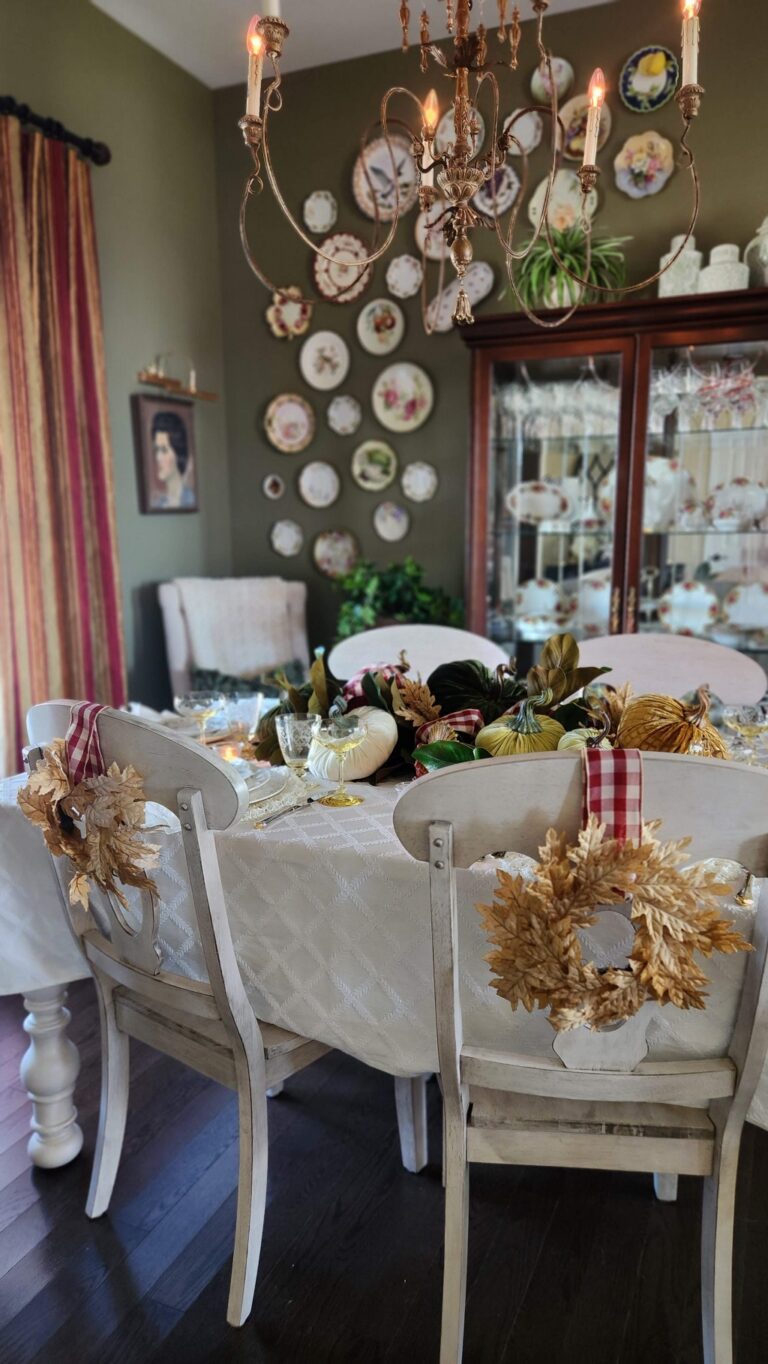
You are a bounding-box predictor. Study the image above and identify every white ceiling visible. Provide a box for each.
[90,0,617,89]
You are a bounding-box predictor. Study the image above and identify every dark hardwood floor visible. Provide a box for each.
[0,980,765,1364]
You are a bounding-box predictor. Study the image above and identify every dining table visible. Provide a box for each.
[2,770,768,1173]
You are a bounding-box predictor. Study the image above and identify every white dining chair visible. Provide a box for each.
[578,631,767,705]
[327,624,509,681]
[393,751,768,1364]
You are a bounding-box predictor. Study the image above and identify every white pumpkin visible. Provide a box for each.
[307,706,399,781]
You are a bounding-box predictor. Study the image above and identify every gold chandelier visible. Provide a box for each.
[238,0,704,331]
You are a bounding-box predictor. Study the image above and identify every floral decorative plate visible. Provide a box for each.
[657,581,719,635]
[352,134,419,221]
[351,439,398,492]
[559,94,612,162]
[514,578,565,617]
[270,519,304,557]
[721,583,768,631]
[373,501,410,543]
[619,47,679,113]
[473,164,521,219]
[356,298,405,356]
[298,460,341,509]
[425,261,495,333]
[313,530,360,579]
[298,331,350,391]
[327,393,362,437]
[569,574,612,635]
[265,286,313,340]
[503,108,543,155]
[506,480,572,526]
[434,106,485,158]
[262,473,285,500]
[528,168,598,229]
[599,457,696,530]
[415,200,450,262]
[264,393,315,453]
[530,56,575,103]
[614,132,674,199]
[371,362,434,434]
[302,190,338,235]
[401,461,438,503]
[386,254,424,299]
[705,478,768,527]
[313,232,373,304]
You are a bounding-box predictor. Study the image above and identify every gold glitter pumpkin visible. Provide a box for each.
[616,688,728,759]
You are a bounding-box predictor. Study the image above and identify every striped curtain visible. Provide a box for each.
[0,115,125,774]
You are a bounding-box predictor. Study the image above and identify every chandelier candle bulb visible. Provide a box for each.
[582,67,605,167]
[422,88,439,189]
[681,0,701,87]
[246,16,264,117]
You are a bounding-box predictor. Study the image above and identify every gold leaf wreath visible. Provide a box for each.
[476,815,752,1032]
[18,739,159,910]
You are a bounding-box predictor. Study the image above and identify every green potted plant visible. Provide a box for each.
[514,226,630,310]
[335,556,463,641]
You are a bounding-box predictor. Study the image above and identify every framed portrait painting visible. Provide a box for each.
[131,394,198,514]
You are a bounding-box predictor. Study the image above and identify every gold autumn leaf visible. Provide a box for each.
[391,677,442,726]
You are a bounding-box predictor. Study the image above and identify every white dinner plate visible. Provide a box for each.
[248,766,289,804]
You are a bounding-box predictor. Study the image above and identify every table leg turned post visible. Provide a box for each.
[20,986,83,1168]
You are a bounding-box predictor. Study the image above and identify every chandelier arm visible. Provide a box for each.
[503,241,589,330]
[419,240,447,335]
[490,105,566,264]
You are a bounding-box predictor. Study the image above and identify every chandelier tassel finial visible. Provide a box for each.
[476,24,488,66]
[419,9,430,71]
[445,0,455,34]
[508,5,521,67]
[400,0,410,51]
[497,0,507,41]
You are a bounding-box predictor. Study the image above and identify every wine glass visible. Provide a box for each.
[173,690,225,744]
[275,714,321,785]
[313,715,368,808]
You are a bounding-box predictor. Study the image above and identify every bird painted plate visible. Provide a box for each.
[503,108,543,155]
[386,253,424,299]
[614,132,674,199]
[313,530,360,579]
[298,331,350,391]
[401,461,438,503]
[302,189,338,235]
[559,94,612,162]
[425,261,495,333]
[298,460,341,509]
[619,46,679,113]
[262,473,285,500]
[528,168,598,229]
[415,200,450,262]
[373,501,410,543]
[265,286,313,340]
[351,439,398,492]
[371,362,434,434]
[356,298,405,356]
[473,164,521,219]
[313,232,373,304]
[657,581,719,635]
[434,105,485,158]
[352,134,419,221]
[530,56,575,103]
[327,393,362,436]
[264,394,315,453]
[270,519,304,557]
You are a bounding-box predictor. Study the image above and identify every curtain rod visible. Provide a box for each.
[0,95,111,167]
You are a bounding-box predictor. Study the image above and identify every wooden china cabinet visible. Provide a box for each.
[462,287,768,672]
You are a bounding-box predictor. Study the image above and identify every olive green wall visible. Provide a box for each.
[214,0,767,651]
[1,0,232,704]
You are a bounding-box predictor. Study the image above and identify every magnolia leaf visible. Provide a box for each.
[414,740,482,771]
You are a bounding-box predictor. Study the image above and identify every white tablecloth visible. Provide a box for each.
[1,775,766,1129]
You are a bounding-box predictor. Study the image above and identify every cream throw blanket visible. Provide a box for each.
[173,576,296,678]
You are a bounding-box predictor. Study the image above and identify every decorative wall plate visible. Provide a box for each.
[401,460,438,503]
[371,362,434,434]
[614,132,674,199]
[302,190,338,235]
[721,583,768,631]
[386,253,424,299]
[619,47,679,113]
[327,393,362,436]
[425,260,495,333]
[434,105,485,158]
[503,108,543,155]
[373,500,410,543]
[356,298,405,356]
[506,480,572,525]
[415,200,449,261]
[298,330,350,390]
[313,232,373,304]
[473,164,521,219]
[313,530,360,579]
[352,134,419,221]
[530,56,575,103]
[528,169,598,229]
[262,473,285,500]
[298,460,341,509]
[264,393,315,453]
[351,439,398,491]
[265,286,313,340]
[657,581,719,635]
[270,519,304,557]
[559,94,612,162]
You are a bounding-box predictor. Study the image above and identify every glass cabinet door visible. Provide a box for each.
[638,339,768,668]
[485,350,627,665]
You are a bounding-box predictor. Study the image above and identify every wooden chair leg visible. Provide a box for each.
[226,1068,269,1327]
[701,1133,739,1364]
[653,1173,679,1202]
[394,1074,429,1173]
[441,1140,470,1364]
[86,977,130,1219]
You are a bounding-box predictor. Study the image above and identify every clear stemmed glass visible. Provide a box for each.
[173,690,226,744]
[275,714,321,785]
[313,715,368,808]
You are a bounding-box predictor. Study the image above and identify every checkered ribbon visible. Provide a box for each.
[415,708,485,745]
[582,747,644,843]
[65,702,107,785]
[342,663,406,707]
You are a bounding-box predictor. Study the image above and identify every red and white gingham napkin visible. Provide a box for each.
[65,702,107,784]
[342,662,407,707]
[582,747,644,843]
